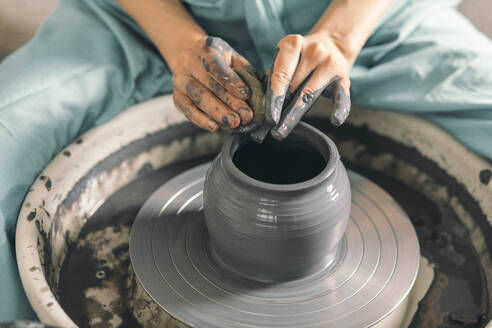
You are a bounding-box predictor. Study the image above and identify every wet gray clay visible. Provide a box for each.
[203,122,351,282]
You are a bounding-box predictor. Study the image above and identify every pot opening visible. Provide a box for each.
[232,134,327,184]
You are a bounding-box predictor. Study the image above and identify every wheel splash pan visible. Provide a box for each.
[15,96,492,327]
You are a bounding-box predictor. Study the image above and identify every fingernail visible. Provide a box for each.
[239,107,253,123]
[271,123,288,140]
[250,123,272,143]
[239,87,251,96]
[332,106,350,126]
[236,122,257,133]
[208,121,218,131]
[331,87,351,126]
[222,114,237,127]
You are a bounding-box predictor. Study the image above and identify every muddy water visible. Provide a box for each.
[58,158,488,328]
[58,158,207,328]
[352,164,488,327]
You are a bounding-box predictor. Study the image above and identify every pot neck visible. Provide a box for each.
[220,122,340,194]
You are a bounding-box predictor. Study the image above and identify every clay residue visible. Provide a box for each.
[59,223,138,328]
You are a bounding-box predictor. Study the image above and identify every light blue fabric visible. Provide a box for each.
[0,0,491,321]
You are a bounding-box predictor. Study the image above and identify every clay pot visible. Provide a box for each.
[203,122,351,283]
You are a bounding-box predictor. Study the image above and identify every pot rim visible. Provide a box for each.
[222,122,340,192]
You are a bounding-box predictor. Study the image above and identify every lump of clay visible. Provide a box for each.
[222,68,265,133]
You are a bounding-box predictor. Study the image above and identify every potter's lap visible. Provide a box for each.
[0,0,172,320]
[351,3,492,160]
[0,0,173,237]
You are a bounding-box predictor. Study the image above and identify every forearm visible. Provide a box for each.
[117,0,206,71]
[310,0,394,64]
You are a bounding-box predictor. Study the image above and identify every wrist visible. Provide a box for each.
[118,0,208,74]
[307,0,395,67]
[159,33,208,73]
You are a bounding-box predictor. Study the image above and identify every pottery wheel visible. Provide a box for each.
[130,163,419,328]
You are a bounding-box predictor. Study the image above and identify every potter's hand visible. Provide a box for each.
[116,2,256,131]
[119,0,391,136]
[171,36,257,132]
[265,33,352,141]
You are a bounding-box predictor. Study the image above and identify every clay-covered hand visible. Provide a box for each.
[264,33,352,141]
[171,36,257,132]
